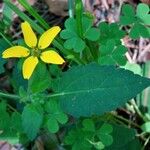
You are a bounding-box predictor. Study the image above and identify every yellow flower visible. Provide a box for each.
[2,21,65,79]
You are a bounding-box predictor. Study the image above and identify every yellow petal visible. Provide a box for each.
[38,26,61,49]
[21,21,37,48]
[2,46,30,58]
[23,56,38,79]
[40,50,65,64]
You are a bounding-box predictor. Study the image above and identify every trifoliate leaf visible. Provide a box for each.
[99,40,127,65]
[120,3,150,38]
[98,22,125,45]
[22,103,43,140]
[65,128,93,150]
[44,100,68,133]
[60,16,100,52]
[52,63,150,117]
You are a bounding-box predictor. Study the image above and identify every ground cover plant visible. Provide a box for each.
[0,0,150,149]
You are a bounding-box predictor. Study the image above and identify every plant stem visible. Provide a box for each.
[75,0,83,37]
[131,99,148,122]
[68,0,74,18]
[0,32,13,46]
[0,91,20,100]
[111,112,141,128]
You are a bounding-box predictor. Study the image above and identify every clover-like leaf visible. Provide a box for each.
[130,23,150,39]
[44,99,68,133]
[120,4,136,25]
[136,3,150,25]
[120,3,150,39]
[65,128,93,150]
[98,22,125,45]
[60,16,100,52]
[99,40,127,65]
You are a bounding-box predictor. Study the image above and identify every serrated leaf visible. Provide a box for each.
[22,103,43,140]
[52,63,150,117]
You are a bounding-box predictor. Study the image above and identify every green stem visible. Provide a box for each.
[0,91,20,100]
[68,0,74,18]
[75,0,83,37]
[131,99,148,122]
[0,32,13,46]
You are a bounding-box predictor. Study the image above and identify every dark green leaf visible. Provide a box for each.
[52,63,150,117]
[22,103,43,140]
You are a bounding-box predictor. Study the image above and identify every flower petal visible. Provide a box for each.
[2,46,30,58]
[21,21,37,48]
[38,26,61,49]
[40,50,65,64]
[23,56,38,79]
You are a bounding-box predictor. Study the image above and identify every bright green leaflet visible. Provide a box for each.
[51,63,150,117]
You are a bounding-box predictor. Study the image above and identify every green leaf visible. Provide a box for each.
[44,100,68,133]
[28,62,51,93]
[97,124,113,146]
[22,103,43,140]
[136,3,149,17]
[65,128,93,150]
[98,22,125,45]
[52,63,150,117]
[130,23,150,39]
[120,4,136,25]
[82,119,95,132]
[141,122,150,133]
[84,28,100,41]
[61,16,99,52]
[121,62,142,75]
[106,124,141,150]
[99,40,127,65]
[46,116,59,133]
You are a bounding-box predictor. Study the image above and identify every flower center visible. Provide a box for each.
[31,47,41,57]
